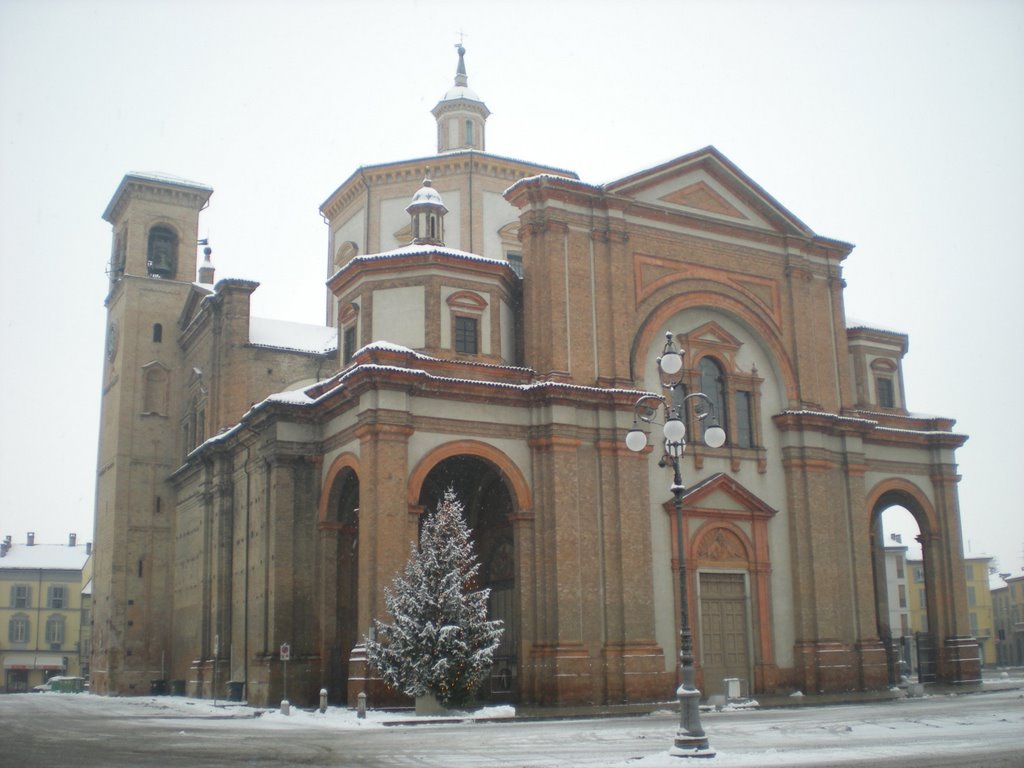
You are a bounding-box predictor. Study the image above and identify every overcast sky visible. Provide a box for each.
[1,0,1022,574]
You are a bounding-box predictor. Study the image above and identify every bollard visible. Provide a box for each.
[357,691,367,719]
[319,688,328,714]
[280,699,290,716]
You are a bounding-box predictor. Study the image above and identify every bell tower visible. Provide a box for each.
[92,173,212,695]
[432,44,490,153]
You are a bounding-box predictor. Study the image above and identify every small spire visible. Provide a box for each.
[198,243,215,284]
[454,43,468,87]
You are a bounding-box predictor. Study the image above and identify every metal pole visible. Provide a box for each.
[670,451,713,757]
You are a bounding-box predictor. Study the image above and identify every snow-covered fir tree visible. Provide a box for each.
[366,488,504,708]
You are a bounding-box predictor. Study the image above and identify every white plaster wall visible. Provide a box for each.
[329,208,366,326]
[372,286,425,348]
[380,196,410,251]
[644,309,795,674]
[482,189,519,260]
[331,208,365,264]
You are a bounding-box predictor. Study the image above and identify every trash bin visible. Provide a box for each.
[170,679,186,696]
[150,679,168,696]
[226,680,245,702]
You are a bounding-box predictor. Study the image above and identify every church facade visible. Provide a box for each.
[90,47,979,708]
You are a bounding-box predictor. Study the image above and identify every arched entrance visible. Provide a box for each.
[320,459,360,704]
[416,454,518,702]
[869,486,934,686]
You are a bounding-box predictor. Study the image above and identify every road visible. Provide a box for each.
[1,688,1022,767]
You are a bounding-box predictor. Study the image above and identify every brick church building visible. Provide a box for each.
[90,46,979,707]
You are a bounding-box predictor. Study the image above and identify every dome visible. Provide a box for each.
[408,178,446,209]
[441,84,483,103]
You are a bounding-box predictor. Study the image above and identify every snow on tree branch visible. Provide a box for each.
[365,487,504,708]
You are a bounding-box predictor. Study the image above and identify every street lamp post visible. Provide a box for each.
[625,332,725,759]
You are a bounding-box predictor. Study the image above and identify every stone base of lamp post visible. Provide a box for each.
[670,684,715,758]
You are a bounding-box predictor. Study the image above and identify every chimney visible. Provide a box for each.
[1,535,10,558]
[86,542,93,556]
[69,533,77,547]
[27,532,35,546]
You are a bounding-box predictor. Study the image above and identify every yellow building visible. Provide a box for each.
[992,572,1024,667]
[1,533,92,692]
[964,556,995,666]
[908,555,993,666]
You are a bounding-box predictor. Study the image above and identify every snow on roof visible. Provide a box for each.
[349,243,509,266]
[124,171,213,192]
[0,543,90,571]
[249,317,337,355]
[845,318,908,336]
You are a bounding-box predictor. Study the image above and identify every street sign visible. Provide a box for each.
[280,642,290,661]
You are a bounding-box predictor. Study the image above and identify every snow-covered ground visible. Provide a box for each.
[11,677,1024,767]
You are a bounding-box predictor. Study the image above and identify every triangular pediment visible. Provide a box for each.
[679,473,777,519]
[659,180,746,219]
[178,283,214,329]
[687,321,743,351]
[606,146,813,237]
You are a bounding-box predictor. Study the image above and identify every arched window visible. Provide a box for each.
[147,226,177,278]
[698,356,728,441]
[465,119,474,146]
[142,365,169,415]
[152,323,163,343]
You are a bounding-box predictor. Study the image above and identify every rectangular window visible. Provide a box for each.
[11,584,30,608]
[507,251,523,278]
[9,616,29,643]
[734,390,754,448]
[964,564,974,580]
[343,326,357,365]
[896,560,904,579]
[967,586,976,606]
[45,616,64,645]
[877,377,895,408]
[898,584,907,608]
[454,316,478,354]
[47,585,66,609]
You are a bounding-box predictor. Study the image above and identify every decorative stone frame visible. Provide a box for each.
[446,290,487,355]
[667,473,779,693]
[870,358,900,410]
[677,322,766,473]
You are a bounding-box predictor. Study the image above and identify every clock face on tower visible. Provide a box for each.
[106,321,120,362]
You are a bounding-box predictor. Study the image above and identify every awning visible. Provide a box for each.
[2,654,64,670]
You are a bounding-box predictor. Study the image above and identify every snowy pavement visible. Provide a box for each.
[4,680,1023,767]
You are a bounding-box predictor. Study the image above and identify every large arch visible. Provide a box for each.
[407,440,533,514]
[865,477,963,687]
[631,285,799,404]
[318,453,362,704]
[408,441,530,702]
